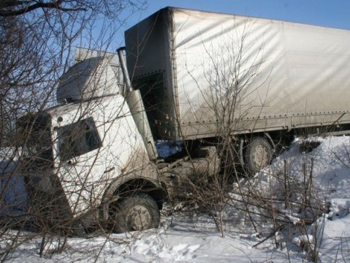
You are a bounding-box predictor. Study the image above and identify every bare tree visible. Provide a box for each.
[0,1,145,17]
[161,18,327,256]
[0,0,147,133]
[0,0,148,260]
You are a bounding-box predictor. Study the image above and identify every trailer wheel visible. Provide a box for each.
[244,137,273,174]
[109,194,160,232]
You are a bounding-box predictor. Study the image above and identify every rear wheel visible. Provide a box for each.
[109,194,160,232]
[244,137,273,174]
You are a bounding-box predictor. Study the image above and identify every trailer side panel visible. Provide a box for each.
[126,7,350,140]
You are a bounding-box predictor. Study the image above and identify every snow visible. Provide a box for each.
[1,136,350,262]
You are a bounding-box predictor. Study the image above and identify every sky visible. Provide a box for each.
[91,0,350,53]
[133,0,350,30]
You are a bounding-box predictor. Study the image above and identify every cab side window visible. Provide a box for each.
[58,117,102,161]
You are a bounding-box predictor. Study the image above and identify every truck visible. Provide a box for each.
[17,7,350,234]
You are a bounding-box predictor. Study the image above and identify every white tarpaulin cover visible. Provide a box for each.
[125,7,350,140]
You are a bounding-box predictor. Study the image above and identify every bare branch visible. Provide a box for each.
[0,1,86,17]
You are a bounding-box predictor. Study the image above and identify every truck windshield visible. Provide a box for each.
[17,112,53,168]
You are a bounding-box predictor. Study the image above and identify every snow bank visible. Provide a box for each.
[1,136,350,262]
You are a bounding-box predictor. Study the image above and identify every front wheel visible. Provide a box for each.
[109,194,160,232]
[244,137,273,175]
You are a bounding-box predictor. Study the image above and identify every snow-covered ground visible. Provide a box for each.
[1,136,350,262]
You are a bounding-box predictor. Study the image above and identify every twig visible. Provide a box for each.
[252,224,285,248]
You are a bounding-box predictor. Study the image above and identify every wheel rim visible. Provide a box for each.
[252,144,269,169]
[125,205,152,231]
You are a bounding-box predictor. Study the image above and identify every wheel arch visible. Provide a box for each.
[100,174,166,221]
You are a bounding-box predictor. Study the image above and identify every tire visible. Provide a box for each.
[244,137,273,175]
[109,194,160,232]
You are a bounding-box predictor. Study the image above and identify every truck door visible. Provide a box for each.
[56,116,105,216]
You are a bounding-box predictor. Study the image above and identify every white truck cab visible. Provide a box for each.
[18,52,166,233]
